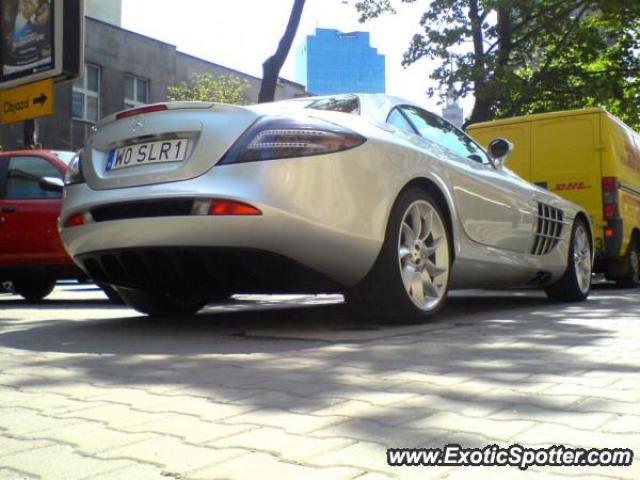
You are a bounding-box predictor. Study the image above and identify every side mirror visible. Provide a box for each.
[39,176,64,192]
[488,138,513,168]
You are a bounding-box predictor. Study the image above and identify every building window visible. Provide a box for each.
[73,64,100,122]
[124,75,149,109]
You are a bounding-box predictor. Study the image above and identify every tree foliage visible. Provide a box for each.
[167,73,251,105]
[356,0,640,128]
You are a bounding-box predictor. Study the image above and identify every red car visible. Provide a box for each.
[0,149,83,301]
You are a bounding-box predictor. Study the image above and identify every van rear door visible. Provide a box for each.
[530,112,602,227]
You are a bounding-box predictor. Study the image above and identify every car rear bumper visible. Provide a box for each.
[60,150,400,287]
[75,247,345,293]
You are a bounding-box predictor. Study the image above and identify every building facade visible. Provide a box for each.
[297,28,385,95]
[442,100,464,128]
[0,17,307,151]
[442,88,464,128]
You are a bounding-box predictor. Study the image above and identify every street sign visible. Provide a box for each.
[0,78,53,124]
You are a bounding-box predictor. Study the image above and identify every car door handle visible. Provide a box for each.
[1,206,16,213]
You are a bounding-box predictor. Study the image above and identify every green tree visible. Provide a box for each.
[356,0,640,128]
[167,73,252,105]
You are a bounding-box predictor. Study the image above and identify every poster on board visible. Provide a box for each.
[1,0,55,83]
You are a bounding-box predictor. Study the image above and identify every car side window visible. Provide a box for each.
[5,156,62,199]
[386,108,416,135]
[306,95,360,114]
[400,106,490,164]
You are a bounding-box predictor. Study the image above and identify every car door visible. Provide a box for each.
[0,154,68,266]
[394,106,536,253]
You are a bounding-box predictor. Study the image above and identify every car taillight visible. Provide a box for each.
[208,200,261,216]
[64,213,85,227]
[602,176,619,219]
[219,115,366,164]
[116,104,168,120]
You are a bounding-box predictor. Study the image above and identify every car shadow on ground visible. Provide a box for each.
[0,286,637,450]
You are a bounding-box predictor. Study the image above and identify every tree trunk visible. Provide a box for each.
[466,0,489,125]
[467,92,493,126]
[258,0,306,103]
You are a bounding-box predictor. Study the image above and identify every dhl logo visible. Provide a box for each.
[554,182,590,191]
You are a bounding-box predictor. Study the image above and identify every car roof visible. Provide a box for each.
[256,93,425,124]
[0,149,73,157]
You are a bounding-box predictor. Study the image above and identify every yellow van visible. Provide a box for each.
[467,108,640,286]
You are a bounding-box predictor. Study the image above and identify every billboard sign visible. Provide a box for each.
[0,0,82,90]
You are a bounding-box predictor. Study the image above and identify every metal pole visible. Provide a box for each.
[23,119,38,148]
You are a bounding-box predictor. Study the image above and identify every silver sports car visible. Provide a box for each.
[59,94,593,320]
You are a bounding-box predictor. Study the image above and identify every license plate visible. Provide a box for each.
[106,139,188,171]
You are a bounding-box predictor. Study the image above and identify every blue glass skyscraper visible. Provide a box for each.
[296,29,385,95]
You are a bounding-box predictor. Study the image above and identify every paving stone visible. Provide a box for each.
[410,413,536,442]
[443,466,561,479]
[598,415,640,434]
[128,414,255,443]
[515,423,640,449]
[228,388,340,414]
[209,426,354,461]
[0,437,56,459]
[544,384,640,403]
[308,440,410,474]
[0,444,137,479]
[97,436,244,473]
[1,288,640,480]
[395,394,509,418]
[223,409,347,435]
[351,473,394,480]
[312,416,447,448]
[86,462,166,479]
[0,390,100,415]
[137,395,257,421]
[56,404,175,430]
[0,468,39,480]
[189,452,361,480]
[25,422,157,456]
[0,407,84,437]
[492,404,615,430]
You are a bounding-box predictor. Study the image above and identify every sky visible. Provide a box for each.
[121,0,473,117]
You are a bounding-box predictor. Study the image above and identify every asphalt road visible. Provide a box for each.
[0,284,638,479]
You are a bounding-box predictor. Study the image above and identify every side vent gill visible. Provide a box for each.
[532,203,564,255]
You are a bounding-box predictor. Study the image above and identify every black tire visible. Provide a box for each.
[614,238,640,288]
[345,188,451,324]
[545,218,592,302]
[97,283,125,304]
[115,287,208,316]
[12,278,56,302]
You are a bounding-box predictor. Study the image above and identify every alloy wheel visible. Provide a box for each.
[573,225,592,293]
[398,200,449,311]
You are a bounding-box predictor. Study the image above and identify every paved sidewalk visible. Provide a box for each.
[0,284,638,479]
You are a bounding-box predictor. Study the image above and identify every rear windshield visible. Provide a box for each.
[306,95,360,115]
[52,151,76,165]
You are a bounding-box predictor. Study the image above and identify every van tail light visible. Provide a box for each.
[602,176,619,219]
[116,104,168,120]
